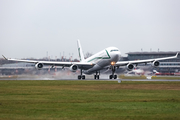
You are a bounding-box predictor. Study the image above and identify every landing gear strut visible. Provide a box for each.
[109,66,117,79]
[78,69,85,80]
[94,71,100,79]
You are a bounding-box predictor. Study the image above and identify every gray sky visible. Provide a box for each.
[0,0,180,59]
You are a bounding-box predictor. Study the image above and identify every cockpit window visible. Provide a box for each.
[110,49,119,52]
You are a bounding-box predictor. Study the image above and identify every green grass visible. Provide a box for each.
[0,80,180,120]
[119,74,180,80]
[151,76,180,80]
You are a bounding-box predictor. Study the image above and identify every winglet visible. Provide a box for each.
[2,55,8,60]
[176,53,179,58]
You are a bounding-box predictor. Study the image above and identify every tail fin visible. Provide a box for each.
[77,39,85,62]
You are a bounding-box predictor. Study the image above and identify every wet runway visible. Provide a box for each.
[121,79,180,82]
[0,76,180,81]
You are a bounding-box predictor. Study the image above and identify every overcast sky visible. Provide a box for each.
[0,0,180,59]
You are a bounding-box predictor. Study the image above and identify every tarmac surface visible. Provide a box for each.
[0,75,180,81]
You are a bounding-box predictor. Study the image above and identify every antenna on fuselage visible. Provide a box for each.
[77,39,85,62]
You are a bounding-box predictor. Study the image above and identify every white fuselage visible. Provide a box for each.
[83,47,121,74]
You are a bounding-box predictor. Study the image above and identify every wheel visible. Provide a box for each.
[109,75,113,79]
[82,75,85,79]
[97,75,99,79]
[78,75,81,80]
[114,75,117,79]
[94,75,97,79]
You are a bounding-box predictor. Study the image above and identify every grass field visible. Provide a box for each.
[119,75,180,80]
[0,80,180,120]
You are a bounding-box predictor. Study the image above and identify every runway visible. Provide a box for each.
[0,76,180,81]
[121,79,180,82]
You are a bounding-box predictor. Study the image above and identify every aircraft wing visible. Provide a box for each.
[115,53,178,66]
[2,55,94,69]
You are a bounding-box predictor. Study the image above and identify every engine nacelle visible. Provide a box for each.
[69,64,78,72]
[126,64,134,71]
[152,61,160,67]
[35,63,44,70]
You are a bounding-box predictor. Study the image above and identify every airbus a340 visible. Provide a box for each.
[2,40,178,79]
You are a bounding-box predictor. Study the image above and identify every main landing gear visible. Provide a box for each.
[78,70,100,80]
[109,74,117,79]
[94,71,100,79]
[77,67,118,80]
[78,69,85,80]
[78,75,85,80]
[109,66,117,79]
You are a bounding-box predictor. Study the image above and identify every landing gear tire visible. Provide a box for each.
[82,75,85,80]
[109,75,117,79]
[94,71,100,79]
[94,75,99,79]
[109,75,113,79]
[78,75,81,80]
[114,75,117,79]
[78,75,85,80]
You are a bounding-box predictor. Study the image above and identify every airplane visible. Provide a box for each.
[2,40,179,80]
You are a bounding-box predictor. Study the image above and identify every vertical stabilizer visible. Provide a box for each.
[77,40,85,62]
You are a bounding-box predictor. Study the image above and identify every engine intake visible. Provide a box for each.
[126,64,134,71]
[35,63,43,70]
[70,64,78,72]
[152,61,160,67]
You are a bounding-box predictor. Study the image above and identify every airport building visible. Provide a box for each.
[127,51,180,62]
[126,51,180,73]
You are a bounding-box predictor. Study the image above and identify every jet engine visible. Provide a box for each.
[152,61,160,67]
[126,64,134,71]
[35,63,43,70]
[70,64,78,72]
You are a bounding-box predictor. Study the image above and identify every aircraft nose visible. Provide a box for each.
[112,52,120,62]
